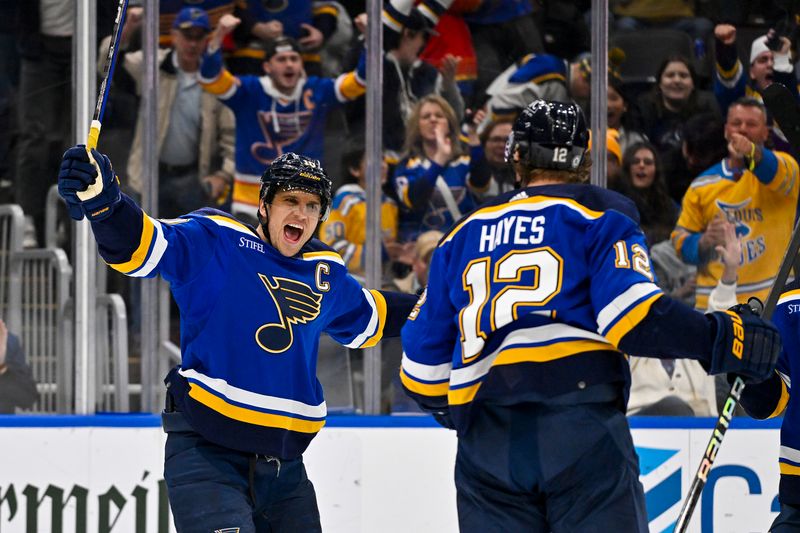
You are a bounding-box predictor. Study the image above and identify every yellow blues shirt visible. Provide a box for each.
[318,184,399,277]
[672,149,799,310]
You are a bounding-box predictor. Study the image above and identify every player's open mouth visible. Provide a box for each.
[284,223,303,243]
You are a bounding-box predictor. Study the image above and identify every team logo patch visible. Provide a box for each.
[715,198,755,238]
[256,275,322,353]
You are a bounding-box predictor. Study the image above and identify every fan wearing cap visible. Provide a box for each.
[156,0,236,47]
[57,143,419,532]
[99,6,235,217]
[712,22,799,150]
[199,13,367,220]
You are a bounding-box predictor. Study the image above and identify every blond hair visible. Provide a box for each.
[403,95,463,160]
[514,157,592,187]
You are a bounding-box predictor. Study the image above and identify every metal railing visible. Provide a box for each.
[44,185,61,250]
[15,248,73,413]
[95,293,129,412]
[317,333,356,414]
[1,193,134,414]
[0,205,24,335]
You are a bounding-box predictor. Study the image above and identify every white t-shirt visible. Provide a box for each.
[39,0,74,37]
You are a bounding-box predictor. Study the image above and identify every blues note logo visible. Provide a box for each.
[257,275,322,353]
[715,198,764,239]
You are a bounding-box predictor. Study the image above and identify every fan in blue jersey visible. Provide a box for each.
[198,13,367,218]
[399,99,782,533]
[57,147,417,533]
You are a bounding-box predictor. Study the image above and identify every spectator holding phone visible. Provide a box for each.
[713,23,799,152]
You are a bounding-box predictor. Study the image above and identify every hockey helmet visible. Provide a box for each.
[505,100,589,171]
[260,153,333,221]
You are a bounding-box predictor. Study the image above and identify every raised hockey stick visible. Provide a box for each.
[77,0,129,201]
[674,82,800,532]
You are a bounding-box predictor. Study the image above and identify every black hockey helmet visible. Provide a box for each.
[505,100,589,171]
[259,153,333,221]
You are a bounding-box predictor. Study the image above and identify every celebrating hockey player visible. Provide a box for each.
[57,147,416,532]
[734,280,800,531]
[399,100,782,532]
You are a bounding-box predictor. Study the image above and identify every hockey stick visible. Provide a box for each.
[77,0,129,201]
[674,82,800,532]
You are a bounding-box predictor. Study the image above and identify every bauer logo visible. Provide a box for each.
[636,446,682,532]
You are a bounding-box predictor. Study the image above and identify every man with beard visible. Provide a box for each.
[199,14,367,220]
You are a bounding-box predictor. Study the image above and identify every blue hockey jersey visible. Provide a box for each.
[738,280,800,504]
[91,195,413,459]
[400,184,666,430]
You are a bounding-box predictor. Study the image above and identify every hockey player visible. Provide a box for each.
[57,147,417,532]
[734,281,800,531]
[399,100,782,532]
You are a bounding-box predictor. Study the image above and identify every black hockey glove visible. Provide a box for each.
[707,303,781,383]
[58,145,121,221]
[430,409,456,430]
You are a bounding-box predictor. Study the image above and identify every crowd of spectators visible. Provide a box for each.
[2,0,800,415]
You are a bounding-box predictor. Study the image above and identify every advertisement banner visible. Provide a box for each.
[0,426,168,533]
[0,417,783,532]
[633,428,780,532]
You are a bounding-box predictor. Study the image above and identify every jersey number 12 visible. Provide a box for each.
[459,247,563,362]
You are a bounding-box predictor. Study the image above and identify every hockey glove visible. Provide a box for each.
[58,145,121,221]
[707,303,781,383]
[431,409,456,430]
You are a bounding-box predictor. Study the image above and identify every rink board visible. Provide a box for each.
[0,415,782,532]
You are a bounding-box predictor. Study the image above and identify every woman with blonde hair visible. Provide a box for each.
[392,94,490,242]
